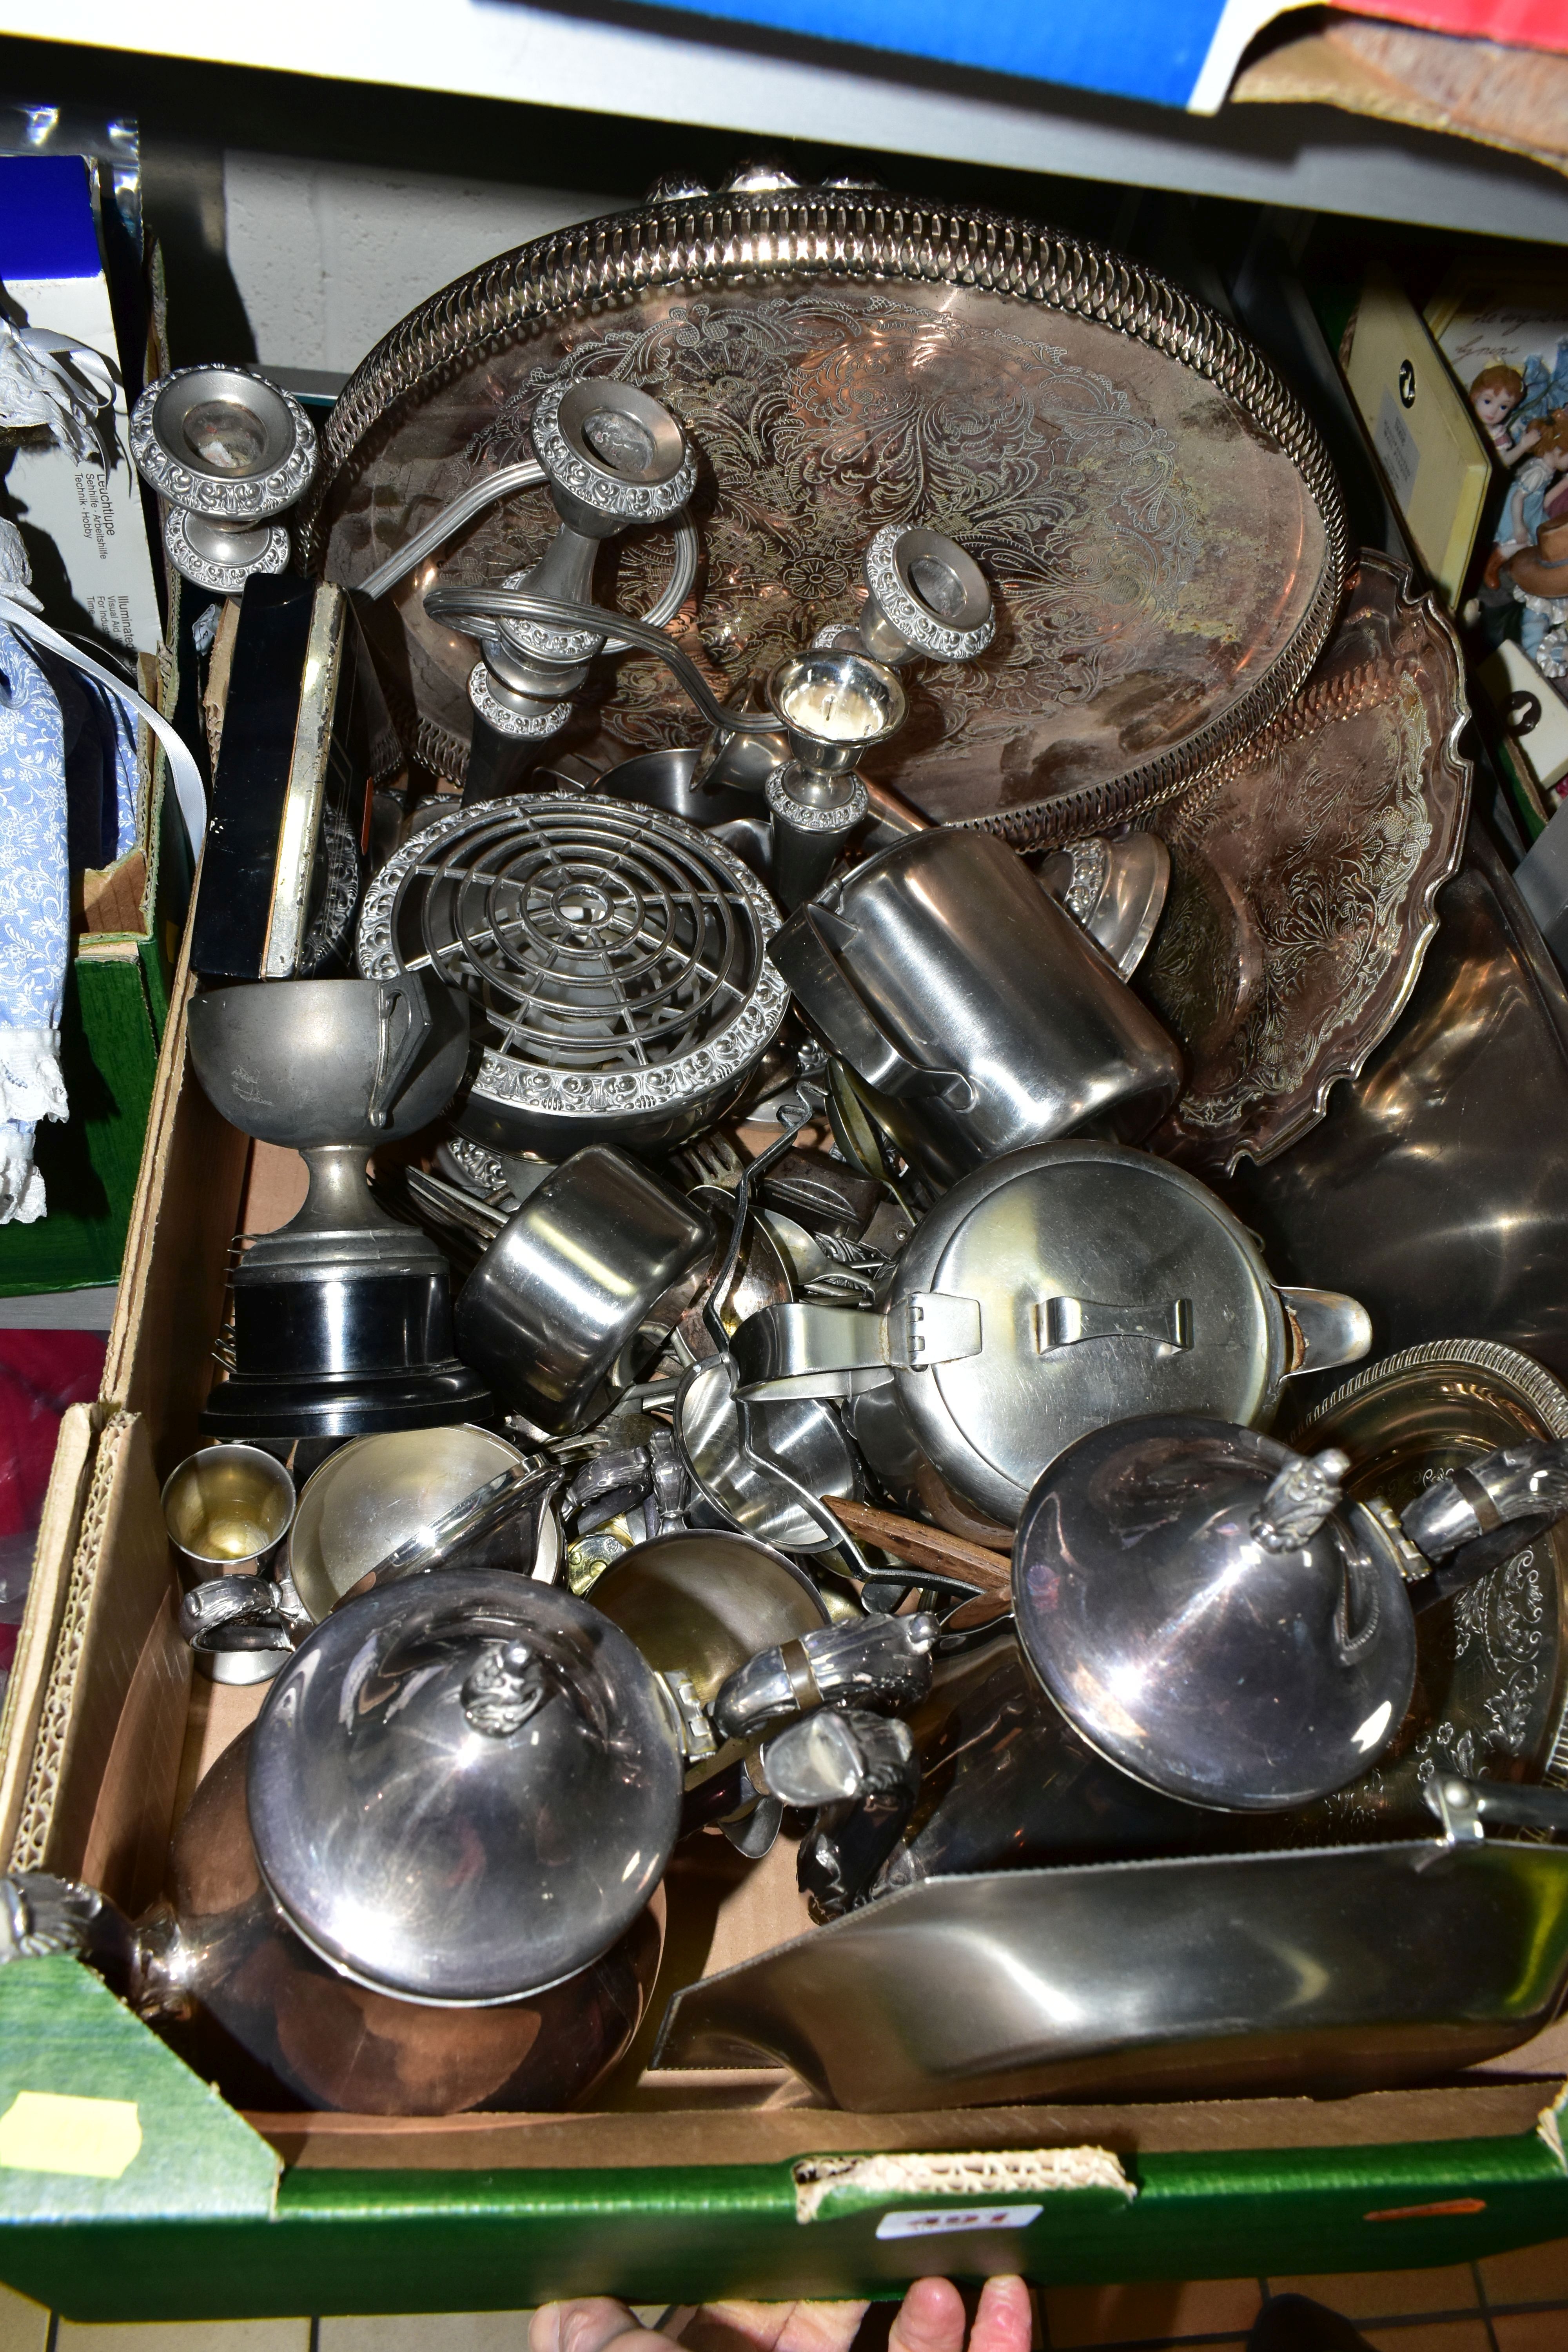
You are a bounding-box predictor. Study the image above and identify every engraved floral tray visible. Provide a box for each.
[301,180,1345,846]
[1285,1339,1568,1844]
[1142,553,1471,1177]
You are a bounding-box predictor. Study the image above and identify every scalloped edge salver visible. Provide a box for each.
[1152,554,1470,1178]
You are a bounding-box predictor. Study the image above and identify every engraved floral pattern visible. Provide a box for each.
[1321,1542,1554,1837]
[1145,557,1470,1176]
[464,292,1201,768]
[326,271,1334,832]
[1284,1341,1568,1845]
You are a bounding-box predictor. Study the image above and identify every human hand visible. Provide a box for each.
[532,2274,1034,2352]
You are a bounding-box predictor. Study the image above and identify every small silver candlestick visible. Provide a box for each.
[130,365,317,595]
[700,522,993,811]
[764,648,907,908]
[822,523,995,668]
[469,379,696,760]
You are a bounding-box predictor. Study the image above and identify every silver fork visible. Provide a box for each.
[673,1132,747,1192]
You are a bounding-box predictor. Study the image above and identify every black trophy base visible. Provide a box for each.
[201,1361,493,1441]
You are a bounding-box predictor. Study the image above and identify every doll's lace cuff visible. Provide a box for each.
[0,1124,46,1224]
[0,1028,67,1127]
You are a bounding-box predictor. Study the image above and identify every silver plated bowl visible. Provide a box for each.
[288,1425,535,1623]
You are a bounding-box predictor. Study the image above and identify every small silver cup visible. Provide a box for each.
[162,1445,298,1684]
[162,1443,297,1583]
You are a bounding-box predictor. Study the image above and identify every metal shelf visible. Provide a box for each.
[11,0,1568,243]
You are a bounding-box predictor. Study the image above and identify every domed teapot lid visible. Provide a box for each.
[1011,1415,1417,1811]
[893,1142,1296,1524]
[247,1569,682,2003]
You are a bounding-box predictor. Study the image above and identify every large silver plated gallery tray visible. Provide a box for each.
[302,171,1346,844]
[653,1835,1568,2110]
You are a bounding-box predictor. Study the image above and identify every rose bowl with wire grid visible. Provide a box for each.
[356,794,790,1154]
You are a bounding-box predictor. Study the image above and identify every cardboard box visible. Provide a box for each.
[1341,271,1493,607]
[2,954,1568,2321]
[0,151,162,658]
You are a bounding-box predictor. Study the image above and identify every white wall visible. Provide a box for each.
[222,152,619,377]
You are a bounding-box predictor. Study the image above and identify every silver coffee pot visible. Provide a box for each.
[772,828,1183,1187]
[1011,1415,1568,1811]
[0,1572,681,2114]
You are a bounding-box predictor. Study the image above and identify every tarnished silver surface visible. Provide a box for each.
[774,830,1183,1187]
[249,1569,682,2004]
[359,460,547,600]
[1011,1416,1417,1811]
[1145,556,1471,1177]
[1234,832,1568,1381]
[455,1145,715,1434]
[653,1834,1568,2108]
[305,186,1344,843]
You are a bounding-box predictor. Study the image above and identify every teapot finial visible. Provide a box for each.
[461,1639,546,1737]
[1250,1448,1350,1553]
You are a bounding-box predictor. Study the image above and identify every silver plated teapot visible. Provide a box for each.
[2,1572,681,2114]
[1011,1415,1568,1811]
[735,1141,1371,1526]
